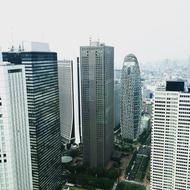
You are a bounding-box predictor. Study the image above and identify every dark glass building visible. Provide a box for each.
[3,42,62,190]
[80,41,114,168]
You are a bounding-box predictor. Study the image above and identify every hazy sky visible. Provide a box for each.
[0,0,190,67]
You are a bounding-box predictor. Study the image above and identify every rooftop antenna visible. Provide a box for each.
[21,41,24,51]
[89,36,92,46]
[97,38,100,46]
[18,44,22,51]
[10,45,14,52]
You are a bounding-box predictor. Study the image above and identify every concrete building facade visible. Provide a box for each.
[0,63,33,190]
[151,81,190,190]
[80,41,114,168]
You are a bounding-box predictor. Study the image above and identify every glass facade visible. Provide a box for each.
[120,54,142,140]
[3,52,62,190]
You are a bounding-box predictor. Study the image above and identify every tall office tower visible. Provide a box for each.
[114,69,122,81]
[151,81,190,190]
[58,60,80,144]
[80,41,114,168]
[77,57,82,141]
[114,69,121,131]
[3,42,62,190]
[0,63,33,190]
[120,54,142,140]
[114,80,121,130]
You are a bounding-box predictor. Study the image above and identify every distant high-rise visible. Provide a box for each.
[0,63,33,190]
[58,59,80,144]
[151,81,190,190]
[114,69,121,131]
[114,69,122,81]
[3,42,62,190]
[120,54,142,140]
[77,57,82,141]
[80,41,114,168]
[114,80,121,130]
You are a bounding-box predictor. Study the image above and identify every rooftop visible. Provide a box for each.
[89,41,105,47]
[166,80,185,92]
[8,41,50,52]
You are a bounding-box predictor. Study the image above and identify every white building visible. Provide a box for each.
[58,60,80,144]
[0,63,33,190]
[151,81,190,190]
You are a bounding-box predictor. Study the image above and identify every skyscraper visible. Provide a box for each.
[77,57,82,141]
[0,63,33,190]
[58,59,80,144]
[114,69,122,131]
[3,42,62,190]
[151,81,190,190]
[120,54,142,140]
[114,69,122,81]
[80,41,114,168]
[114,80,121,130]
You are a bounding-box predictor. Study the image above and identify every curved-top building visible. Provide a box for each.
[120,54,142,140]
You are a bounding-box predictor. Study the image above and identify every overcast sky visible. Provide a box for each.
[0,0,190,67]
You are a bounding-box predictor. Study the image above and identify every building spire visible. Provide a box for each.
[89,36,92,46]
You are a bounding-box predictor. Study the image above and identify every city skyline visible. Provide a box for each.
[0,1,190,189]
[0,0,190,66]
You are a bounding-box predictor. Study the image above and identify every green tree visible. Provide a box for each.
[116,182,146,190]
